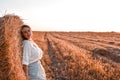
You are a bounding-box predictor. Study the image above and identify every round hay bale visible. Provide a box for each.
[0,14,26,80]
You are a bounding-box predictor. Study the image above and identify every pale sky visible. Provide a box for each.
[0,0,120,32]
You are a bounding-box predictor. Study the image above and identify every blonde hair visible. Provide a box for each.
[20,25,31,40]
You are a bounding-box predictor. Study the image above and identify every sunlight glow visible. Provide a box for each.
[0,0,120,32]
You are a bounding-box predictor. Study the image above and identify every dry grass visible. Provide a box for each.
[0,15,26,80]
[33,32,120,80]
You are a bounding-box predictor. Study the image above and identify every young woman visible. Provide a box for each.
[21,25,46,80]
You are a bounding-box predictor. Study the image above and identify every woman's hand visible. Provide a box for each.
[23,64,28,80]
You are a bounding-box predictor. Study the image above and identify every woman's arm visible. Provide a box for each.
[23,64,28,80]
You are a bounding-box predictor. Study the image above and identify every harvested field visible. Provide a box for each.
[0,15,120,80]
[33,32,120,80]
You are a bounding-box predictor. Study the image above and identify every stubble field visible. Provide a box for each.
[33,32,120,80]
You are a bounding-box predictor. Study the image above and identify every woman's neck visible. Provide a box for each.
[28,37,33,41]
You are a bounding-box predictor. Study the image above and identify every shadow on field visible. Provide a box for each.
[92,47,120,63]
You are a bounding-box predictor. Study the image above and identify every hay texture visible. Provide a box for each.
[0,15,26,80]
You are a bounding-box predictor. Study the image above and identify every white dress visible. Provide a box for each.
[22,40,46,80]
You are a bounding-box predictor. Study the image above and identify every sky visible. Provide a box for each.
[0,0,120,32]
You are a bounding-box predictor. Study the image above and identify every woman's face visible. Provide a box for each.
[21,27,32,39]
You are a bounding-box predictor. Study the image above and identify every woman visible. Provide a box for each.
[21,25,46,80]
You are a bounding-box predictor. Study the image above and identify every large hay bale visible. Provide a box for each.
[0,15,26,80]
